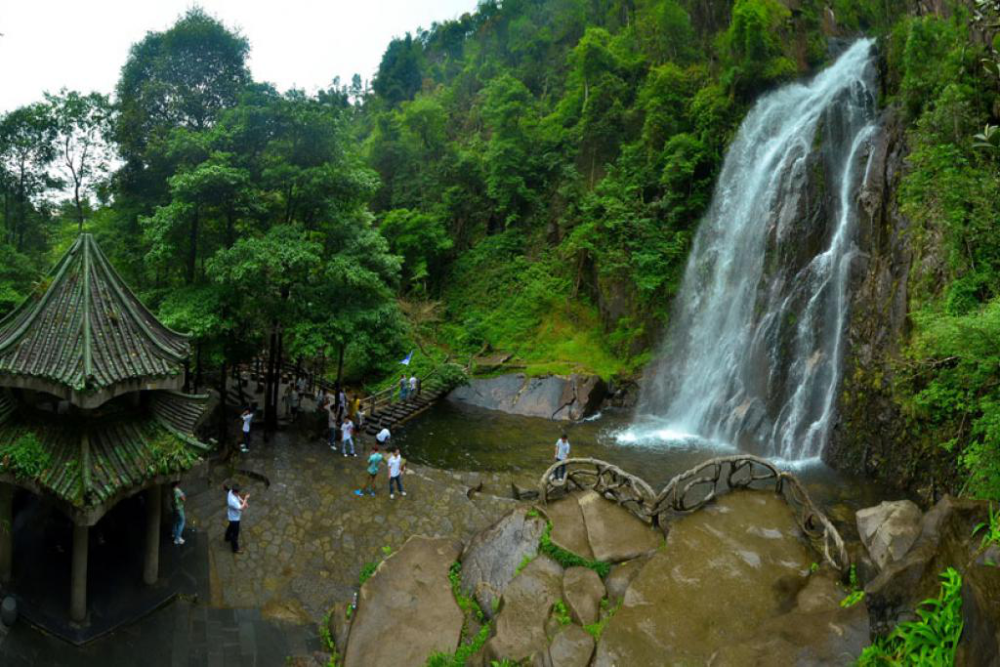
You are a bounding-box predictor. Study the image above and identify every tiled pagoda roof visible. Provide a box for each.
[0,234,189,407]
[0,390,211,518]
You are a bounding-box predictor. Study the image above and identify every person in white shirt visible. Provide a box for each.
[240,407,254,453]
[341,417,356,457]
[376,428,391,446]
[387,446,406,499]
[554,433,570,481]
[408,375,417,396]
[224,485,249,553]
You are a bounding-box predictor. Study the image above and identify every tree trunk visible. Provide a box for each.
[187,206,199,285]
[265,324,278,434]
[336,344,346,389]
[219,352,229,448]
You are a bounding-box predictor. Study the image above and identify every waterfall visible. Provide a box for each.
[630,39,878,461]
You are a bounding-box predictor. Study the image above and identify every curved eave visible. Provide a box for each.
[0,372,186,409]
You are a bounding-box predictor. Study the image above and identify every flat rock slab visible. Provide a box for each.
[548,624,596,667]
[562,567,605,626]
[461,507,548,619]
[594,491,813,666]
[544,497,594,561]
[344,536,463,667]
[577,491,660,563]
[486,555,565,663]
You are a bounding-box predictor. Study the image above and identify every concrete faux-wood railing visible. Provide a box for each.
[539,455,849,572]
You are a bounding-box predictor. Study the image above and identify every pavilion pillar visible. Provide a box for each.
[0,483,12,584]
[143,486,161,585]
[70,523,88,623]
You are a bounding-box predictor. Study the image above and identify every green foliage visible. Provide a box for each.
[857,568,964,666]
[0,433,51,480]
[841,564,866,608]
[552,600,572,626]
[583,599,620,640]
[425,624,490,667]
[972,503,1000,551]
[539,522,611,577]
[448,561,486,624]
[358,561,378,586]
[515,553,534,576]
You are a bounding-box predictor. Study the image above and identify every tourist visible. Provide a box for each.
[408,374,418,398]
[554,432,570,481]
[388,446,406,499]
[399,374,408,401]
[327,400,339,452]
[296,375,308,400]
[338,386,348,419]
[342,416,356,457]
[376,427,391,447]
[290,384,301,420]
[240,407,254,453]
[172,482,187,545]
[282,384,295,418]
[224,484,249,554]
[356,445,384,497]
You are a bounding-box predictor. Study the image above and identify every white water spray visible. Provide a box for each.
[629,40,878,461]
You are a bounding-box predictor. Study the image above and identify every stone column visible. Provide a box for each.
[0,484,12,584]
[70,523,88,623]
[143,486,161,585]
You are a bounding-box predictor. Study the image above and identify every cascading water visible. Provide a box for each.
[627,39,878,462]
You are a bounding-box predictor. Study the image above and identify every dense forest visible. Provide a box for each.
[2,0,1000,496]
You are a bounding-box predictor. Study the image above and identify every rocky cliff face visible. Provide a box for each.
[824,102,922,486]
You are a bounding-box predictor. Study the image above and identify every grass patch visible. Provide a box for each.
[552,600,572,626]
[539,522,611,578]
[584,599,620,641]
[426,623,490,667]
[840,565,865,609]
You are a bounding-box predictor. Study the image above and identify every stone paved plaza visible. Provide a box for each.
[0,415,534,665]
[192,423,527,620]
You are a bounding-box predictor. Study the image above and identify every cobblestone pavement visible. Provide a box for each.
[188,424,526,621]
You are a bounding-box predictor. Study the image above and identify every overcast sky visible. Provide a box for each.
[0,0,478,113]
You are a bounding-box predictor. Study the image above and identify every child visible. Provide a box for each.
[387,446,406,499]
[356,445,384,497]
[341,416,356,457]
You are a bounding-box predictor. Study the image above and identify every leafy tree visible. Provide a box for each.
[46,90,113,230]
[373,34,424,106]
[380,207,453,294]
[0,103,57,250]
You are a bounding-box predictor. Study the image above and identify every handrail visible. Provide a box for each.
[236,358,452,419]
[539,455,849,572]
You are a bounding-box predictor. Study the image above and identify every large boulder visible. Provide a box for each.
[485,555,565,663]
[461,507,548,619]
[562,567,606,626]
[344,536,463,667]
[594,491,813,666]
[865,496,1000,663]
[856,500,923,570]
[577,490,660,563]
[448,374,606,421]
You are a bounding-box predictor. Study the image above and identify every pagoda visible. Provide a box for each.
[0,234,212,624]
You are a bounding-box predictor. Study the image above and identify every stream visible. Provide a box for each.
[393,400,887,521]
